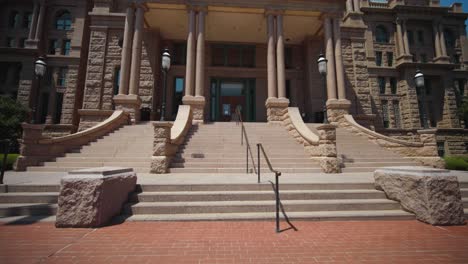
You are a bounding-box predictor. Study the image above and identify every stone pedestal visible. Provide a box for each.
[316,124,340,173]
[24,39,39,49]
[55,167,137,228]
[434,56,451,64]
[417,129,445,168]
[265,97,289,123]
[374,167,465,225]
[396,54,413,65]
[151,122,174,173]
[183,96,205,124]
[113,94,141,123]
[14,123,46,171]
[327,99,351,125]
[342,12,367,29]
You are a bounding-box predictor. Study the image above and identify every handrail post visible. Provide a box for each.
[0,140,10,185]
[246,143,249,174]
[257,144,260,183]
[275,172,280,233]
[241,125,244,146]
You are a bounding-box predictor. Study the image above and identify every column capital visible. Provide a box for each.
[264,8,285,16]
[319,12,341,21]
[192,5,208,13]
[133,1,149,12]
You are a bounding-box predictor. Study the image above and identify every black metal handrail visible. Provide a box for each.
[235,108,257,174]
[0,139,11,185]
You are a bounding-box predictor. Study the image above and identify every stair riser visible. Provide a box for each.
[28,167,151,173]
[124,203,400,215]
[170,163,318,169]
[130,192,387,202]
[0,207,57,217]
[169,168,322,173]
[1,185,60,193]
[0,196,58,204]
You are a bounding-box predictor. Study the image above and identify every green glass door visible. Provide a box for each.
[210,78,255,122]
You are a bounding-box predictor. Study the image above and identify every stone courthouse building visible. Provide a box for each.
[1,0,467,155]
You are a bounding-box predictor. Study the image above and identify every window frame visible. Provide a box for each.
[375,25,389,43]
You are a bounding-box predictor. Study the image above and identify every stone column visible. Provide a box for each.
[28,1,39,40]
[439,23,447,57]
[276,14,286,99]
[184,9,196,97]
[346,0,353,12]
[333,18,346,100]
[433,22,441,58]
[151,122,174,173]
[353,0,360,11]
[195,10,206,97]
[129,5,144,96]
[267,13,277,99]
[324,17,337,100]
[316,124,340,173]
[118,6,135,95]
[45,68,58,124]
[402,20,410,57]
[396,19,406,56]
[34,0,46,41]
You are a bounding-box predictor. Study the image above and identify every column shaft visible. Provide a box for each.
[402,21,410,56]
[276,14,286,99]
[396,20,406,55]
[439,24,447,56]
[333,18,346,100]
[46,68,58,124]
[28,1,39,40]
[346,0,353,12]
[324,17,337,100]
[118,7,135,95]
[353,0,360,11]
[433,22,441,57]
[34,2,46,40]
[195,10,206,97]
[184,9,196,97]
[267,14,277,98]
[129,6,144,96]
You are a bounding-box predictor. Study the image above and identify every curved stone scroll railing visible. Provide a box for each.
[342,114,444,168]
[15,110,130,171]
[151,105,193,173]
[282,107,340,173]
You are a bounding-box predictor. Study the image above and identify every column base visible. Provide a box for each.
[183,96,205,124]
[113,94,142,124]
[265,97,290,124]
[24,39,39,49]
[396,54,414,64]
[327,99,351,125]
[434,56,451,64]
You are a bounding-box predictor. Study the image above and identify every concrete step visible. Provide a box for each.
[42,161,149,167]
[28,166,151,173]
[342,162,419,168]
[129,189,387,202]
[123,199,401,215]
[0,192,59,203]
[170,162,318,169]
[0,185,60,193]
[0,203,58,217]
[169,168,322,173]
[56,157,152,162]
[117,210,415,221]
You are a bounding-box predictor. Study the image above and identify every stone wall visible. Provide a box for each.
[17,61,34,108]
[102,29,122,110]
[60,65,80,125]
[436,129,468,156]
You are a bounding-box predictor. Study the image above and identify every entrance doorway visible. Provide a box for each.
[210,78,255,122]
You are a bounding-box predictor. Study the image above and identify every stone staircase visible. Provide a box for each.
[170,122,321,173]
[1,181,467,222]
[27,123,154,173]
[307,125,421,173]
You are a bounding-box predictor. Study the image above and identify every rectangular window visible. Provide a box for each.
[390,77,397,94]
[420,54,427,63]
[114,67,120,95]
[212,45,225,66]
[375,51,382,66]
[48,39,58,54]
[23,12,32,28]
[418,100,425,128]
[386,52,393,67]
[382,100,389,128]
[227,46,241,67]
[173,43,186,65]
[211,44,255,68]
[57,67,68,87]
[11,64,21,85]
[54,92,64,124]
[417,30,424,45]
[425,79,431,95]
[172,77,185,118]
[6,38,16,48]
[242,46,255,68]
[62,39,71,55]
[378,77,386,94]
[407,30,414,45]
[393,100,401,128]
[19,38,27,48]
[0,63,7,84]
[437,141,445,157]
[285,47,293,69]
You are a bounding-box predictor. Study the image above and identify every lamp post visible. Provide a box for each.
[414,69,428,129]
[160,48,171,121]
[33,57,47,124]
[317,54,328,124]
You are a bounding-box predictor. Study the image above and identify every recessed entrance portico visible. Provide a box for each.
[116,1,348,123]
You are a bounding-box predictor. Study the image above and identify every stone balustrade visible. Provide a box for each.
[282,107,341,173]
[14,111,130,171]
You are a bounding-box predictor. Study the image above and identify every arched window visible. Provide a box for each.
[9,11,20,28]
[444,29,456,48]
[375,25,389,43]
[55,11,72,30]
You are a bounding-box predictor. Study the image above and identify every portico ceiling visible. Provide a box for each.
[145,3,323,44]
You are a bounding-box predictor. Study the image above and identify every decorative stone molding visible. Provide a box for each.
[282,107,340,173]
[326,99,351,125]
[113,94,142,124]
[266,97,289,124]
[374,167,465,225]
[151,105,193,173]
[14,111,130,171]
[342,114,445,168]
[183,96,205,124]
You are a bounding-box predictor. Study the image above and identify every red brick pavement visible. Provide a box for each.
[0,220,467,264]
